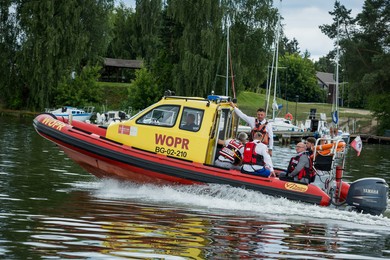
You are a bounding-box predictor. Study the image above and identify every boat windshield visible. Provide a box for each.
[136,105,180,127]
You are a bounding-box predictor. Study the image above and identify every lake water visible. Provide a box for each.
[1,116,390,259]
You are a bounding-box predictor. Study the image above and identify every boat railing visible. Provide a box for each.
[163,94,232,104]
[311,137,347,189]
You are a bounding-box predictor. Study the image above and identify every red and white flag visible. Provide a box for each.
[351,135,363,156]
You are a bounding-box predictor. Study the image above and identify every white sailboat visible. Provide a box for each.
[46,106,95,122]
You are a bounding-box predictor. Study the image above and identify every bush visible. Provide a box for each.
[128,68,161,110]
[54,66,103,107]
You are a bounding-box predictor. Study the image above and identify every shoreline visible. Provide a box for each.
[0,109,39,118]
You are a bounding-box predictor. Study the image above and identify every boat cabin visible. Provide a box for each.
[106,95,239,164]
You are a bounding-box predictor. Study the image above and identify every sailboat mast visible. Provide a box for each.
[266,0,282,117]
[225,17,230,96]
[334,21,340,128]
[272,0,282,120]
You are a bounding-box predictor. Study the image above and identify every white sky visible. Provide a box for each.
[117,0,365,61]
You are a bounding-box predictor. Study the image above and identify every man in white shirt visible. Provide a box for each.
[230,102,274,156]
[241,132,274,177]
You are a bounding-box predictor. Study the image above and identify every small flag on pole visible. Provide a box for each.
[351,135,363,156]
[332,111,338,124]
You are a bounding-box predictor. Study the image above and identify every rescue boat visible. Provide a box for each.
[33,94,388,215]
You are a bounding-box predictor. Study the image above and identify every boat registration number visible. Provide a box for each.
[155,146,188,158]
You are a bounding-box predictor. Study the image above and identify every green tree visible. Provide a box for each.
[354,0,390,133]
[81,0,114,64]
[149,9,179,94]
[314,52,335,73]
[315,1,356,107]
[165,0,223,96]
[320,0,390,132]
[134,0,163,64]
[128,67,160,110]
[108,0,277,101]
[106,3,137,59]
[0,0,23,109]
[279,36,300,56]
[14,0,113,111]
[160,0,277,97]
[54,66,103,107]
[227,0,278,94]
[279,53,324,102]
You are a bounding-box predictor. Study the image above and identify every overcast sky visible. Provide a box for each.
[116,0,365,61]
[280,0,364,60]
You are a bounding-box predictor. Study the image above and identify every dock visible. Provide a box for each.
[273,131,314,145]
[350,134,390,144]
[274,133,390,145]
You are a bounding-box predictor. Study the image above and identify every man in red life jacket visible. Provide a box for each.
[229,102,274,156]
[215,132,248,170]
[280,142,312,184]
[241,132,274,177]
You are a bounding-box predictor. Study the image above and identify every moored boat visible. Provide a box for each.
[304,109,330,137]
[270,117,302,132]
[95,110,131,126]
[46,106,95,122]
[34,94,388,215]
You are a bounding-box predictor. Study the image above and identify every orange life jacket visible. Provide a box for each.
[250,120,269,144]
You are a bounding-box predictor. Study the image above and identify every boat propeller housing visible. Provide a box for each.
[346,177,389,215]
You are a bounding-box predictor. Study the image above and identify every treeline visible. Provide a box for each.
[0,0,389,133]
[318,0,390,133]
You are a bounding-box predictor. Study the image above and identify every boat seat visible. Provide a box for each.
[313,153,333,171]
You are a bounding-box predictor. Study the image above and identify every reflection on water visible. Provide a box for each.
[1,116,390,259]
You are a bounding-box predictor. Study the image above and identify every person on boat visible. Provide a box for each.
[182,113,197,130]
[280,142,313,184]
[215,132,248,170]
[305,137,316,156]
[229,102,274,156]
[241,132,274,177]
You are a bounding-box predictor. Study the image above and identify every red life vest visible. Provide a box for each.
[219,139,244,165]
[242,142,265,166]
[287,153,315,181]
[250,120,269,145]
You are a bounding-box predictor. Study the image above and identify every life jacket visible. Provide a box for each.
[242,141,265,166]
[219,139,244,165]
[250,120,269,145]
[287,153,315,182]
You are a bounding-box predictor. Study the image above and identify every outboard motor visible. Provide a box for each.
[346,178,389,215]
